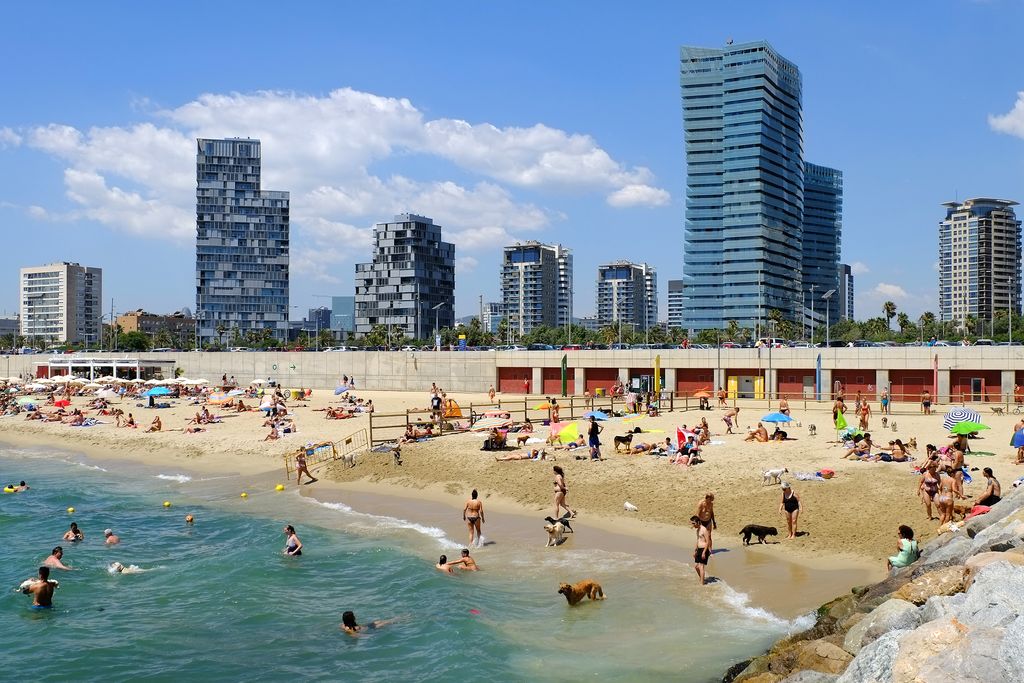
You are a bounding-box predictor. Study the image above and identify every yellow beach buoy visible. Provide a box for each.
[163,501,172,508]
[240,492,248,498]
[67,506,75,514]
[275,484,285,492]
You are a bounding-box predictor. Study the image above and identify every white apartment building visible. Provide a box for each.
[20,262,103,344]
[596,261,657,331]
[500,242,573,337]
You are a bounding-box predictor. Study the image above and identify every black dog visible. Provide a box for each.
[613,433,634,452]
[739,524,778,545]
[544,514,574,534]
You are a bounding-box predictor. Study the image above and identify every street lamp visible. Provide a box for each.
[822,289,836,347]
[809,284,816,344]
[1010,278,1015,345]
[432,302,447,351]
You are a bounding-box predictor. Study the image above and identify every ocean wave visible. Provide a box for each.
[70,461,107,472]
[715,583,806,628]
[304,497,458,548]
[155,474,192,483]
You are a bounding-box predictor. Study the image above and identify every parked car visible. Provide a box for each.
[527,343,555,351]
[974,338,995,346]
[609,343,630,350]
[561,344,582,351]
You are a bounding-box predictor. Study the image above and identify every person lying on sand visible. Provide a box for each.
[184,426,206,434]
[553,435,586,450]
[495,448,552,462]
[630,442,656,454]
[744,422,768,443]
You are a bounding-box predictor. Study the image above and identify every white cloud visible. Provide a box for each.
[0,127,21,148]
[849,261,870,276]
[606,183,671,208]
[456,256,479,273]
[989,91,1024,138]
[873,282,908,299]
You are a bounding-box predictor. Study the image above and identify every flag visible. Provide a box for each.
[654,355,661,394]
[561,354,568,397]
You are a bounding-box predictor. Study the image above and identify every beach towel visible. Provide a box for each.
[371,443,397,452]
[795,472,824,481]
[834,412,848,431]
[965,505,991,519]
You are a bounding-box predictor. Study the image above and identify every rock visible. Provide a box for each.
[843,599,920,655]
[857,571,913,604]
[962,500,1024,538]
[837,612,865,633]
[724,659,754,683]
[789,640,853,675]
[999,616,1024,678]
[836,629,906,683]
[969,517,1024,552]
[963,553,1024,588]
[780,671,838,683]
[818,595,857,624]
[733,655,770,682]
[920,593,965,622]
[895,621,1009,683]
[892,566,965,605]
[918,535,973,567]
[890,618,967,681]
[736,673,781,683]
[956,561,1024,628]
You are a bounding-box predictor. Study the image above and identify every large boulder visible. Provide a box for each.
[890,618,967,681]
[918,535,974,567]
[957,561,1024,628]
[999,615,1024,677]
[963,553,1024,588]
[836,629,906,683]
[968,517,1024,553]
[893,621,1011,683]
[780,671,838,683]
[788,641,854,676]
[962,497,1024,538]
[843,599,920,655]
[920,592,965,622]
[892,565,965,605]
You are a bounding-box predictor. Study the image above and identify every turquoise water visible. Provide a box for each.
[0,445,806,682]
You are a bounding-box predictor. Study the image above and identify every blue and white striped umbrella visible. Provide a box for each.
[943,407,981,431]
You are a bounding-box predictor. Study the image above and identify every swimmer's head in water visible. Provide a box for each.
[52,546,63,557]
[439,555,447,564]
[185,515,194,524]
[39,566,50,580]
[104,529,113,536]
[341,611,357,628]
[109,562,125,573]
[461,549,470,557]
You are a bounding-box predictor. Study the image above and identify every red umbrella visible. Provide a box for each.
[54,399,71,408]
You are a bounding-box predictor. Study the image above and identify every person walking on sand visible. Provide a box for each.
[717,386,728,408]
[463,489,485,548]
[780,483,801,539]
[587,415,603,459]
[552,466,575,519]
[722,407,739,435]
[294,448,318,485]
[859,401,871,430]
[921,390,932,415]
[691,515,712,585]
[488,385,495,402]
[880,388,890,416]
[696,492,717,532]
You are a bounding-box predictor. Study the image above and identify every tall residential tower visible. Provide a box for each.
[20,262,102,344]
[680,41,805,330]
[802,162,843,326]
[500,242,572,337]
[939,198,1021,325]
[354,214,455,339]
[195,138,290,344]
[596,261,657,331]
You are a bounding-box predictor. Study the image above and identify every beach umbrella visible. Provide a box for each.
[195,379,209,385]
[950,421,989,435]
[470,416,513,431]
[97,389,119,401]
[227,389,245,397]
[144,379,159,385]
[25,383,46,392]
[334,386,349,395]
[552,421,581,444]
[533,402,553,410]
[943,407,982,431]
[84,382,102,389]
[53,399,70,408]
[1012,430,1024,448]
[583,410,608,420]
[692,390,711,399]
[16,396,37,405]
[251,378,266,385]
[6,377,23,384]
[68,377,86,385]
[144,386,172,397]
[762,412,793,423]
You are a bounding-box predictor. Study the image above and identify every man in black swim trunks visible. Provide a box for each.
[691,516,711,585]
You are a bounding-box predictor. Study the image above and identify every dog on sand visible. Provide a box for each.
[613,433,634,452]
[558,579,606,605]
[544,513,574,547]
[891,421,898,432]
[907,437,918,452]
[739,524,779,545]
[762,468,788,486]
[516,434,531,447]
[807,424,817,436]
[881,416,888,428]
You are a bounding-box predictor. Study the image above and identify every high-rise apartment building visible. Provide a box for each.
[838,263,855,321]
[596,262,658,331]
[939,198,1021,324]
[330,296,355,334]
[802,163,843,326]
[482,301,505,334]
[500,242,572,337]
[195,138,290,345]
[667,279,685,330]
[680,41,805,330]
[20,262,102,344]
[354,214,455,339]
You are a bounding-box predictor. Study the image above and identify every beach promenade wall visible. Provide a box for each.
[7,347,1024,399]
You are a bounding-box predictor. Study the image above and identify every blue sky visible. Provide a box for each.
[2,0,1024,323]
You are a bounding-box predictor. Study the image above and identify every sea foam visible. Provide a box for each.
[305,497,458,548]
[155,474,192,483]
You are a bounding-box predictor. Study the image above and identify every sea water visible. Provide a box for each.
[0,446,810,682]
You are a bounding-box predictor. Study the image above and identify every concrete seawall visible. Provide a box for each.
[6,346,1024,398]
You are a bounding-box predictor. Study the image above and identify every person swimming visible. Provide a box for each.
[22,566,56,608]
[339,610,397,636]
[283,525,302,556]
[62,522,84,542]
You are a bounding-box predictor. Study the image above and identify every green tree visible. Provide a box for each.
[496,317,510,345]
[153,330,174,349]
[883,301,897,329]
[215,323,227,348]
[119,331,151,351]
[725,320,740,342]
[317,329,335,349]
[365,324,389,347]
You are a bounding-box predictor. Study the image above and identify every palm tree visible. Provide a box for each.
[883,301,897,329]
[726,320,740,342]
[215,323,227,348]
[896,312,911,334]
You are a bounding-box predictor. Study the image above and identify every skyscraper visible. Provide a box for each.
[500,242,573,337]
[838,263,854,321]
[667,279,685,330]
[596,261,657,331]
[680,41,805,331]
[939,198,1021,325]
[20,262,102,344]
[802,163,843,325]
[354,214,455,339]
[195,138,290,344]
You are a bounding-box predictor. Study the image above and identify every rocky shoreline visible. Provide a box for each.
[723,483,1024,683]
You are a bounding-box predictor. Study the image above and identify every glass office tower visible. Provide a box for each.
[195,138,290,344]
[680,41,805,331]
[802,162,843,326]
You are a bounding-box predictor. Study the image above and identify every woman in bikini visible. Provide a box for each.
[935,468,956,527]
[949,448,966,499]
[462,489,484,548]
[552,466,574,519]
[919,463,940,519]
[779,483,801,539]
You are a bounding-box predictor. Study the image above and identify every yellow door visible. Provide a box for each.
[727,375,738,399]
[754,376,765,400]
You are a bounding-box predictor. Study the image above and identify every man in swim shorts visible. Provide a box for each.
[435,554,460,574]
[23,566,56,608]
[104,529,120,545]
[691,516,711,585]
[454,548,480,571]
[44,547,74,571]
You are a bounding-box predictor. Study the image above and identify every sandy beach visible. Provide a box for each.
[4,386,1019,615]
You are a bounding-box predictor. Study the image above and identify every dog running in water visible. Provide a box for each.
[558,579,606,605]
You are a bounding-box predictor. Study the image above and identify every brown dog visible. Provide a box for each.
[558,579,606,606]
[516,434,531,447]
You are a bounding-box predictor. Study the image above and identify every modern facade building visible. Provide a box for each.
[680,41,805,331]
[802,163,843,326]
[839,263,855,321]
[330,296,355,334]
[596,261,658,331]
[20,262,102,344]
[195,138,290,345]
[303,306,331,333]
[500,242,573,337]
[667,279,685,329]
[116,310,194,337]
[0,315,19,337]
[354,213,455,339]
[939,198,1021,325]
[482,301,505,334]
